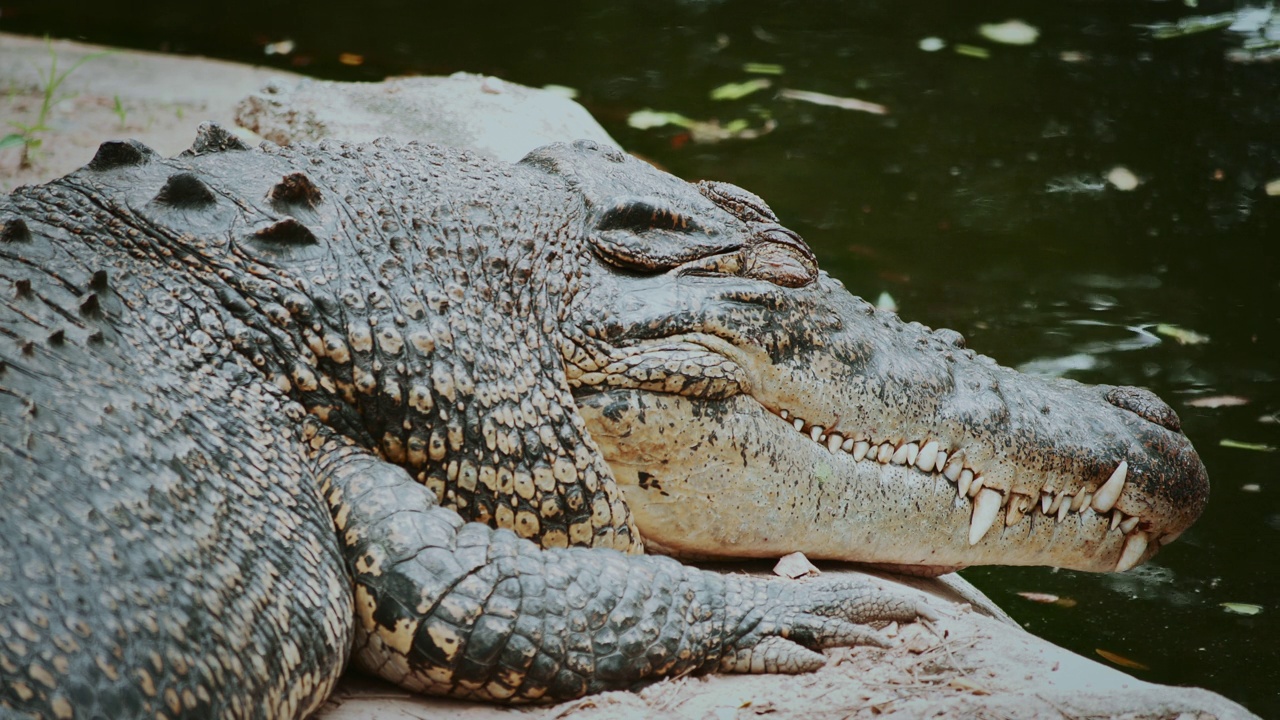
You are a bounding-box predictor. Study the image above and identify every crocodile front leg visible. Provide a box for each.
[306,422,929,703]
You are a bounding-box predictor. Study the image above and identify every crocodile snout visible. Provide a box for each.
[1105,385,1182,433]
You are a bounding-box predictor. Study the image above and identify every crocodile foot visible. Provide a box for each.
[717,574,936,674]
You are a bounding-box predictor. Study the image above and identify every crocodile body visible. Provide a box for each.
[0,126,1207,718]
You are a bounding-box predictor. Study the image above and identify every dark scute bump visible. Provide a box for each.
[152,173,217,209]
[933,328,967,349]
[87,139,157,171]
[1,216,32,243]
[267,172,324,210]
[1106,386,1182,432]
[188,121,250,154]
[251,217,319,245]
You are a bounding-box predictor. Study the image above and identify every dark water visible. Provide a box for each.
[6,0,1278,714]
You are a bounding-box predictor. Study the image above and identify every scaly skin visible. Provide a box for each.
[0,127,927,717]
[0,126,1205,716]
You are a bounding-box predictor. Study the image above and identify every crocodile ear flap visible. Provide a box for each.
[590,196,741,272]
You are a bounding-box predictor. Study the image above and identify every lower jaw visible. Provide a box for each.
[619,433,1148,573]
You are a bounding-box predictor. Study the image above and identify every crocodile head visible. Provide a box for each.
[530,141,1209,575]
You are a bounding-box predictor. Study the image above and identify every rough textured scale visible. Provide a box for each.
[0,124,1207,718]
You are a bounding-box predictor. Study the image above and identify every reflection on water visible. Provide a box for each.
[8,0,1279,714]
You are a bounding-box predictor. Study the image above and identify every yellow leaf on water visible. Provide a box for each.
[1219,439,1276,452]
[1017,591,1077,608]
[1095,649,1149,670]
[1186,395,1249,408]
[1221,602,1263,616]
[954,44,991,59]
[710,78,772,101]
[1154,323,1210,345]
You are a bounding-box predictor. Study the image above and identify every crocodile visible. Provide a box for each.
[0,125,1208,718]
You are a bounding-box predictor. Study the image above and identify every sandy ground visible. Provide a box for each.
[0,32,1258,720]
[0,33,297,191]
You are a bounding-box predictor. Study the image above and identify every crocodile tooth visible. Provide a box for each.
[891,443,911,465]
[810,425,825,442]
[1057,499,1070,523]
[916,441,938,471]
[826,433,843,453]
[1120,515,1141,534]
[1048,490,1066,516]
[793,418,805,432]
[943,452,965,481]
[905,442,920,466]
[933,449,948,473]
[1115,531,1149,572]
[1160,529,1184,545]
[852,441,870,461]
[876,443,894,463]
[1005,493,1032,526]
[780,409,790,420]
[957,468,972,497]
[967,472,983,498]
[1091,460,1128,514]
[1110,511,1124,532]
[969,488,1003,545]
[1040,492,1053,515]
[1069,489,1089,513]
[841,437,855,453]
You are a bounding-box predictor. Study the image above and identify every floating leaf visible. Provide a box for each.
[1242,483,1261,492]
[263,39,295,56]
[954,44,991,59]
[1095,649,1149,670]
[627,109,694,130]
[1016,591,1078,608]
[780,88,888,115]
[743,62,784,75]
[1107,166,1141,191]
[1186,395,1249,408]
[710,78,772,101]
[1266,178,1280,196]
[1221,602,1263,616]
[1146,13,1235,40]
[978,20,1040,46]
[918,37,946,52]
[1219,439,1276,452]
[541,84,579,99]
[338,52,364,66]
[1154,323,1210,345]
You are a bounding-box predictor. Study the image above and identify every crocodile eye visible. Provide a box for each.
[743,228,818,288]
[696,180,778,224]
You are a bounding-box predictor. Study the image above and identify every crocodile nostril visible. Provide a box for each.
[1105,386,1182,432]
